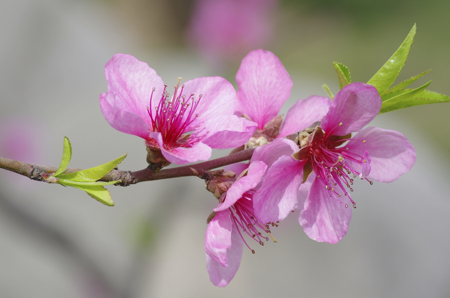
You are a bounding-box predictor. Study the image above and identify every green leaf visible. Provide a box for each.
[58,178,121,206]
[368,24,416,94]
[414,89,450,102]
[58,154,127,182]
[53,137,72,177]
[74,184,115,206]
[380,81,433,113]
[322,84,334,99]
[59,179,121,187]
[385,70,430,94]
[333,62,352,89]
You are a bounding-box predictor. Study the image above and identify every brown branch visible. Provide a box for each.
[0,148,255,186]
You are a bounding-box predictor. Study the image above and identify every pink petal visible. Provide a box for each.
[100,93,150,139]
[200,115,257,149]
[214,161,267,212]
[360,150,371,178]
[182,76,236,127]
[205,209,233,267]
[345,126,416,183]
[321,83,381,137]
[297,172,315,210]
[236,49,293,129]
[206,211,244,287]
[224,163,249,176]
[278,96,331,138]
[251,138,298,168]
[253,156,305,223]
[299,178,352,244]
[100,54,164,138]
[150,132,212,164]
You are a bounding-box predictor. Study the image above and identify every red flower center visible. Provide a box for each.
[299,127,373,209]
[147,78,203,149]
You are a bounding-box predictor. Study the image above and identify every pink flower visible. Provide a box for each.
[205,161,276,287]
[100,54,256,165]
[187,0,276,67]
[254,83,416,243]
[235,49,330,146]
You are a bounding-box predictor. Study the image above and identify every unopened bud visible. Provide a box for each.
[145,144,171,169]
[205,170,237,199]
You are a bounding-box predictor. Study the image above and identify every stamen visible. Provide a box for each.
[147,79,204,149]
[267,232,278,243]
[227,193,278,254]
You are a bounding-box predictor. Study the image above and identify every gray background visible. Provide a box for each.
[0,0,449,297]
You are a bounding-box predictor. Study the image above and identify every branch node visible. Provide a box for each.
[30,167,47,182]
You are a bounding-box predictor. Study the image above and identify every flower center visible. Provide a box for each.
[147,78,203,149]
[301,127,373,209]
[229,192,277,254]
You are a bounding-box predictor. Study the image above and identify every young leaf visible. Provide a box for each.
[74,184,115,206]
[58,154,127,182]
[368,24,416,94]
[380,81,437,114]
[322,84,334,99]
[58,177,122,206]
[380,90,449,113]
[53,137,72,177]
[414,90,450,103]
[59,179,121,187]
[333,62,352,89]
[385,70,430,94]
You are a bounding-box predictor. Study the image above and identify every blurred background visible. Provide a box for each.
[0,0,449,297]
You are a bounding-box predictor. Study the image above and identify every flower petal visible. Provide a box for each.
[321,83,381,136]
[236,49,293,129]
[100,54,164,138]
[345,126,416,183]
[206,211,244,287]
[278,96,331,138]
[297,172,315,210]
[214,161,267,212]
[182,76,236,127]
[360,150,371,178]
[100,93,150,139]
[251,138,298,168]
[223,163,249,176]
[253,156,305,223]
[205,209,233,267]
[299,178,352,244]
[200,115,257,148]
[150,132,212,164]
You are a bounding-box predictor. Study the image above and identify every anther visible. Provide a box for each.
[339,122,343,126]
